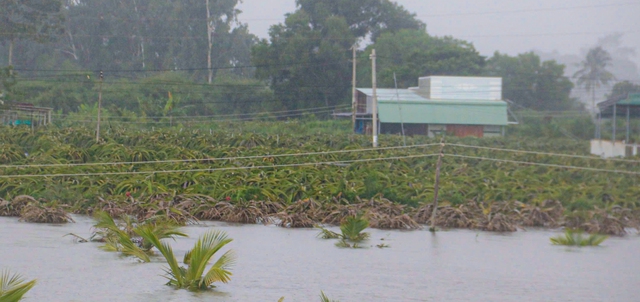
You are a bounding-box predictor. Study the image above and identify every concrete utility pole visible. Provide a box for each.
[351,44,357,133]
[430,137,446,232]
[370,49,378,148]
[96,70,103,142]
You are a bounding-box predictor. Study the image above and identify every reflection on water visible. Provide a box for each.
[1,216,639,302]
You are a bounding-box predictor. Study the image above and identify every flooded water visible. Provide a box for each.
[1,216,639,302]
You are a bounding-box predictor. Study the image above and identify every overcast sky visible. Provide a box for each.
[237,0,640,65]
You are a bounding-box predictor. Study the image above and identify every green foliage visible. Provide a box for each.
[607,81,640,99]
[550,229,607,246]
[252,11,354,111]
[573,47,616,110]
[137,227,235,291]
[363,29,485,88]
[485,52,575,111]
[295,0,424,40]
[320,291,339,302]
[0,270,36,302]
[317,227,341,239]
[91,211,188,262]
[0,0,65,64]
[0,66,17,101]
[340,215,370,243]
[318,214,370,248]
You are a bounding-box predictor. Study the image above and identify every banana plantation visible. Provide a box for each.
[1,125,639,235]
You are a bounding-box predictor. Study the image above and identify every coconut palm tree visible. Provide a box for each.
[136,225,235,291]
[0,270,36,302]
[573,47,616,112]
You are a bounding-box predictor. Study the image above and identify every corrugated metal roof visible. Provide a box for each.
[357,88,508,125]
[598,93,640,118]
[619,93,640,106]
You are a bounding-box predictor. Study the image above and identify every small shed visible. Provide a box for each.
[354,76,509,138]
[592,93,640,157]
[1,102,53,127]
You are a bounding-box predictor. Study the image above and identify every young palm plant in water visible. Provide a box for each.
[0,270,36,302]
[92,211,187,262]
[550,229,608,246]
[318,214,370,248]
[137,225,235,291]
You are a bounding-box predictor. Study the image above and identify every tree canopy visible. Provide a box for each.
[295,0,425,40]
[573,47,616,111]
[359,29,485,88]
[0,0,65,65]
[484,52,576,111]
[607,81,640,99]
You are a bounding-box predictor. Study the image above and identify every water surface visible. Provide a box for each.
[1,216,638,302]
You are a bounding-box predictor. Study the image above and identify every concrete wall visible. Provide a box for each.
[590,140,640,158]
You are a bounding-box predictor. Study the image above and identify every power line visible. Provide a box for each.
[3,30,638,41]
[418,2,640,17]
[0,154,440,179]
[447,143,640,163]
[446,154,640,175]
[40,105,350,120]
[62,2,639,22]
[0,143,440,169]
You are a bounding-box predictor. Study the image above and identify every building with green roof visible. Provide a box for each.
[352,76,510,138]
[592,93,640,158]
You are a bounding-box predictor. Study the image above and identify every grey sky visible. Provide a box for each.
[237,0,640,66]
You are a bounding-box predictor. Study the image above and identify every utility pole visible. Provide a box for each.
[370,49,378,148]
[430,137,445,232]
[96,70,103,142]
[351,44,357,133]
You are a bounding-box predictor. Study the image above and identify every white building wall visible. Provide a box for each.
[590,140,639,158]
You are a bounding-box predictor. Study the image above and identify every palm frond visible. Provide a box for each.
[135,225,183,286]
[201,250,235,288]
[320,291,339,302]
[550,229,607,246]
[185,230,232,284]
[340,215,370,242]
[0,270,37,302]
[316,227,341,239]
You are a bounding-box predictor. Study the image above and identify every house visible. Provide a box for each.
[353,76,510,138]
[591,93,640,158]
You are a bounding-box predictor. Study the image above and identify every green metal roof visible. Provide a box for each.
[358,88,509,126]
[618,93,640,106]
[598,93,640,118]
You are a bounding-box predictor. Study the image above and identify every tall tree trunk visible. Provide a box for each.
[8,38,14,76]
[8,38,14,66]
[591,86,596,114]
[132,0,145,69]
[206,0,213,84]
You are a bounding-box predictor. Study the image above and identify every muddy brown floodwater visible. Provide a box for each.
[1,216,639,302]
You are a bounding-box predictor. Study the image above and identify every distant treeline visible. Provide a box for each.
[4,0,632,116]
